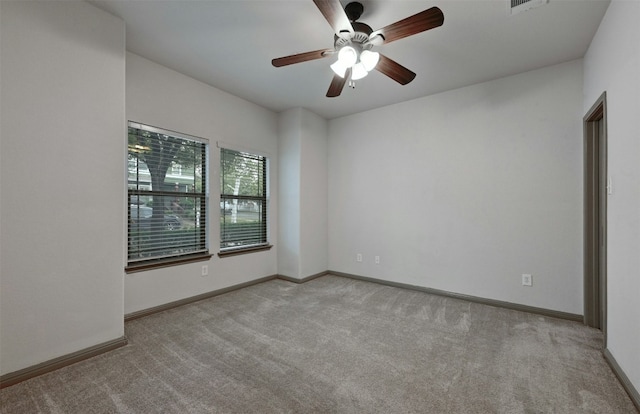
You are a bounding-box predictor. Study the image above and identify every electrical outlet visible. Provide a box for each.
[356,253,363,263]
[202,265,208,276]
[375,256,380,264]
[522,274,532,287]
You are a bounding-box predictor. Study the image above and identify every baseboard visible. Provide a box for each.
[604,348,640,411]
[277,270,329,284]
[0,271,587,391]
[124,274,278,321]
[0,336,128,389]
[329,271,583,323]
[1,275,280,389]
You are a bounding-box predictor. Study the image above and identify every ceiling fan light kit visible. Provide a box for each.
[350,62,368,80]
[360,50,380,71]
[330,60,348,78]
[272,0,444,97]
[329,44,379,80]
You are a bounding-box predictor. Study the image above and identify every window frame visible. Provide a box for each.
[126,121,211,272]
[218,145,272,257]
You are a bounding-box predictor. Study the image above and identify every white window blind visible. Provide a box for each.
[127,122,208,265]
[220,148,268,251]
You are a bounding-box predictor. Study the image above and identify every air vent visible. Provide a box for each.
[510,0,548,15]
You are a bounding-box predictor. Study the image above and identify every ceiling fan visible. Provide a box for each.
[272,0,444,97]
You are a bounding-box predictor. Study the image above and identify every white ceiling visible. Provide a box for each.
[89,0,609,119]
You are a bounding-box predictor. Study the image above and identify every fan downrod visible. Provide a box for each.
[345,2,364,22]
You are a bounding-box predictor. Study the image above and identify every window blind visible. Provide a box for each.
[127,122,208,265]
[220,148,268,250]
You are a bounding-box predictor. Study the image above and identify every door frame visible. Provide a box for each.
[583,92,607,345]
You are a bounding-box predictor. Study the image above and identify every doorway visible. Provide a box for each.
[583,92,607,345]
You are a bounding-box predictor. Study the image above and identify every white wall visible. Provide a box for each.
[0,1,125,375]
[583,0,640,394]
[299,110,329,277]
[125,53,279,315]
[328,60,584,314]
[278,109,303,278]
[278,108,328,279]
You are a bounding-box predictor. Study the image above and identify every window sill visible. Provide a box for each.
[218,244,273,258]
[126,253,212,273]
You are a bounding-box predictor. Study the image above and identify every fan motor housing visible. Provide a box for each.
[334,22,373,49]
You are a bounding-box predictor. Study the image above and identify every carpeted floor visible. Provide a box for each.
[1,275,637,413]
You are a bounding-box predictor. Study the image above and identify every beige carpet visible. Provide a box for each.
[1,275,636,413]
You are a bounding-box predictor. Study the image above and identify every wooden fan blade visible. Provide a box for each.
[326,68,351,97]
[372,7,444,45]
[375,54,416,85]
[313,0,354,37]
[272,49,333,67]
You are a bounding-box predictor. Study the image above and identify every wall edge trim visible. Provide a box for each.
[124,274,278,322]
[1,270,591,390]
[603,348,640,411]
[329,271,583,322]
[0,336,128,389]
[277,270,329,284]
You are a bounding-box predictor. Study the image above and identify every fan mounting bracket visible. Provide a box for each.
[345,2,364,22]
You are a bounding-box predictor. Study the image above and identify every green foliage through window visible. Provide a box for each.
[220,148,267,250]
[127,122,208,266]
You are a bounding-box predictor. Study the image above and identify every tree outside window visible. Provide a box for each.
[127,122,208,268]
[220,148,267,251]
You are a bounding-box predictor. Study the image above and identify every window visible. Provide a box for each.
[220,147,269,254]
[127,122,209,270]
[171,162,182,176]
